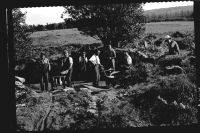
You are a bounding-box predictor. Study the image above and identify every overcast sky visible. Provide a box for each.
[20,1,193,25]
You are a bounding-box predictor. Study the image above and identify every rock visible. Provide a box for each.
[157,95,168,104]
[16,103,26,107]
[15,81,25,89]
[144,41,149,48]
[15,76,25,83]
[63,87,75,92]
[137,51,148,58]
[172,101,178,106]
[164,65,184,75]
[179,103,186,109]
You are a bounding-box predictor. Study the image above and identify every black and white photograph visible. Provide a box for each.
[8,0,199,131]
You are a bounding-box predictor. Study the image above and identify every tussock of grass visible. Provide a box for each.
[125,74,197,126]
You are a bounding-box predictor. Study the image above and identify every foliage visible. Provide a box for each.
[173,33,194,50]
[116,63,148,88]
[126,74,198,126]
[13,8,32,60]
[62,3,145,48]
[34,24,45,31]
[26,22,67,32]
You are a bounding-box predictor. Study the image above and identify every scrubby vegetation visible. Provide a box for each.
[16,29,197,131]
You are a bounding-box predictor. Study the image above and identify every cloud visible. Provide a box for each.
[21,7,65,25]
[20,1,193,25]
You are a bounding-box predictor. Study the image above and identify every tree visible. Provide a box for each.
[58,22,66,29]
[62,3,145,48]
[13,8,32,60]
[35,24,45,31]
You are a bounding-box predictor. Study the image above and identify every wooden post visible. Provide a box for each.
[7,7,16,131]
[0,7,15,132]
[194,1,200,124]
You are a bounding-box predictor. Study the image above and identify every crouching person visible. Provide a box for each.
[164,35,180,55]
[60,50,73,88]
[89,49,102,87]
[39,52,51,92]
[121,51,132,71]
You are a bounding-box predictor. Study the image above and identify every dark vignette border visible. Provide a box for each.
[0,0,199,133]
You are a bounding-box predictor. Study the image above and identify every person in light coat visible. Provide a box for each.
[89,49,102,87]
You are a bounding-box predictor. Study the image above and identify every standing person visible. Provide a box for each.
[78,51,88,80]
[104,44,116,71]
[78,51,88,79]
[89,49,102,87]
[39,52,51,92]
[60,50,73,88]
[164,35,180,55]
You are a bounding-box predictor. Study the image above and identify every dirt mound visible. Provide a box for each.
[123,74,198,126]
[16,81,151,131]
[157,55,183,67]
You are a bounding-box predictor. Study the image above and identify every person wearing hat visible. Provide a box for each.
[60,50,73,88]
[164,35,180,55]
[39,52,51,92]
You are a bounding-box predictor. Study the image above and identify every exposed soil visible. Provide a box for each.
[16,31,198,131]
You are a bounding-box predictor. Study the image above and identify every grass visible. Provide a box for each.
[144,6,193,16]
[29,21,194,48]
[30,28,102,46]
[145,21,194,34]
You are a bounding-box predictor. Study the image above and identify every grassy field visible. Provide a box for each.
[144,6,193,16]
[145,21,194,34]
[29,21,194,47]
[30,28,102,46]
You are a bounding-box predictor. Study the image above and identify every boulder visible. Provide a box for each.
[15,76,25,83]
[15,81,25,89]
[164,65,184,75]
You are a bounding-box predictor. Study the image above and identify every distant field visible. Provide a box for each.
[144,6,193,16]
[145,21,194,34]
[29,21,194,47]
[30,28,101,46]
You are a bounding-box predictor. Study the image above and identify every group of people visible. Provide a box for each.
[38,34,180,92]
[39,44,127,91]
[39,50,73,91]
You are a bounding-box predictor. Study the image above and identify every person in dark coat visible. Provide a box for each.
[39,52,51,91]
[103,44,116,71]
[60,50,73,88]
[165,35,180,55]
[78,51,88,80]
